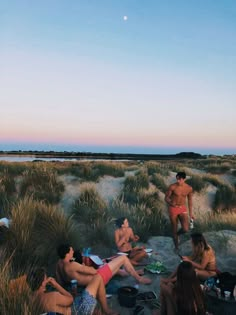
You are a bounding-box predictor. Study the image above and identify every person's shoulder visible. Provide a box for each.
[167,183,177,190]
[185,183,193,192]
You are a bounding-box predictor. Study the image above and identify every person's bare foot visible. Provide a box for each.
[137,268,144,276]
[138,276,152,284]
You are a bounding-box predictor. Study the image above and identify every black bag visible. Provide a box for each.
[218,272,236,295]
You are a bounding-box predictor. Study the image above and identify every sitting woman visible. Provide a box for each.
[182,232,217,281]
[156,261,206,315]
[114,217,147,266]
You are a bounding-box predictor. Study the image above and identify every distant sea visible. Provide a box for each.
[0,143,235,156]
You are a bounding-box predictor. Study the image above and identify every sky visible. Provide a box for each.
[1,0,236,155]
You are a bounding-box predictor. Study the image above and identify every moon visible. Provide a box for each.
[123,15,128,21]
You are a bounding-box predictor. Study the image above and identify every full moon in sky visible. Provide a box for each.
[123,15,128,21]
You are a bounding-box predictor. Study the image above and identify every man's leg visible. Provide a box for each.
[108,256,151,284]
[86,275,118,315]
[178,213,189,235]
[169,215,179,249]
[129,248,147,265]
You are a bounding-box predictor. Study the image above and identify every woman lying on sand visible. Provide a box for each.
[114,217,147,266]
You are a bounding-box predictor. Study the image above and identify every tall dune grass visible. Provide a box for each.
[19,166,64,204]
[2,196,79,275]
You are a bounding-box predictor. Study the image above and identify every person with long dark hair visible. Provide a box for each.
[156,261,206,315]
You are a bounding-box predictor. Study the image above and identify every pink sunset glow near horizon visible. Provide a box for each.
[1,1,236,155]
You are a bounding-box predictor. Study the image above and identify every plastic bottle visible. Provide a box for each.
[233,284,236,300]
[189,218,194,229]
[215,279,221,298]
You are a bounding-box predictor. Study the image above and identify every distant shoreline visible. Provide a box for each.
[0,150,207,160]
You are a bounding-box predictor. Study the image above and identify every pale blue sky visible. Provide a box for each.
[1,1,236,154]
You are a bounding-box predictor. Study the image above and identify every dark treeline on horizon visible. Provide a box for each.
[0,150,205,160]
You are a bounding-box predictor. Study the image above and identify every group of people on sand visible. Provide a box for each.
[27,243,152,315]
[26,171,218,315]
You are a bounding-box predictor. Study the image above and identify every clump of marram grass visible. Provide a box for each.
[202,161,232,174]
[19,166,64,204]
[0,170,17,209]
[194,211,236,232]
[185,175,206,193]
[202,174,224,187]
[93,161,126,177]
[145,161,170,176]
[0,265,42,315]
[59,161,126,182]
[111,197,169,242]
[2,196,79,274]
[72,183,108,225]
[150,173,168,193]
[122,171,149,204]
[213,184,236,212]
[0,161,29,177]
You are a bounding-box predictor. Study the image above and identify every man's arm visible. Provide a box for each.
[114,229,127,248]
[129,228,139,242]
[187,189,193,218]
[70,261,97,276]
[47,277,73,305]
[165,185,175,206]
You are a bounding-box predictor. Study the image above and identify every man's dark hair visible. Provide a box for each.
[74,249,83,264]
[26,268,46,291]
[115,217,126,228]
[57,244,71,259]
[176,172,186,179]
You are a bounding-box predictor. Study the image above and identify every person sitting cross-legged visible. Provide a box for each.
[27,267,118,315]
[55,244,151,288]
[114,217,147,266]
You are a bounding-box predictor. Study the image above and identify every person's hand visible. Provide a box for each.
[47,277,57,287]
[190,215,195,220]
[134,235,139,242]
[182,256,191,262]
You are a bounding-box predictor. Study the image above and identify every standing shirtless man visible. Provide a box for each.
[165,172,194,250]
